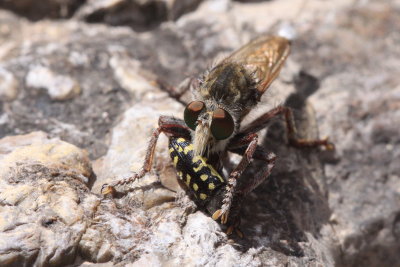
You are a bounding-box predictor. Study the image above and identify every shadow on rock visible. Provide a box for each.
[233,72,332,258]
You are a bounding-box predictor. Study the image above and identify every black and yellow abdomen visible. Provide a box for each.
[169,137,225,202]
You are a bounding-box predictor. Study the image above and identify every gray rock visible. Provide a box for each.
[0,0,399,266]
[0,0,84,20]
[0,67,19,101]
[0,10,134,158]
[0,7,223,158]
[301,2,400,266]
[26,65,81,100]
[0,132,98,266]
[75,0,203,31]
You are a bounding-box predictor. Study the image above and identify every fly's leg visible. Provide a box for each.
[212,133,259,224]
[215,105,330,236]
[101,127,161,195]
[236,148,276,196]
[232,146,276,236]
[156,77,196,106]
[213,142,276,237]
[239,106,334,150]
[283,107,334,149]
[102,116,190,195]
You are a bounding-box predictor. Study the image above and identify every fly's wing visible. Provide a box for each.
[224,36,290,98]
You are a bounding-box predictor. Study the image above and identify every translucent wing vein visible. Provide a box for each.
[224,36,290,97]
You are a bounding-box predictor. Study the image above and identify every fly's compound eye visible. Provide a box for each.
[210,108,234,140]
[184,101,205,130]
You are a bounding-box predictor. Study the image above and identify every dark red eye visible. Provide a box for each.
[184,101,205,130]
[210,108,234,140]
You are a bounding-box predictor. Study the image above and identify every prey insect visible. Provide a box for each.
[102,35,333,236]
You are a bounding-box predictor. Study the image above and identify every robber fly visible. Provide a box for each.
[102,35,333,236]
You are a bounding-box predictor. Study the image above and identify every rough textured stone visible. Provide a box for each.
[299,3,400,266]
[0,11,135,158]
[0,67,19,101]
[0,132,99,267]
[0,8,213,159]
[75,0,203,31]
[26,66,81,100]
[0,0,84,20]
[0,0,399,266]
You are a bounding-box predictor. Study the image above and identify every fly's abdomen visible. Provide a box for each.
[169,137,225,202]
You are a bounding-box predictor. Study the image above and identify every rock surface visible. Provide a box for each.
[75,0,203,31]
[0,0,83,20]
[0,132,98,266]
[0,0,399,266]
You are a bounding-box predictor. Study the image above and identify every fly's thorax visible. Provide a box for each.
[196,62,260,114]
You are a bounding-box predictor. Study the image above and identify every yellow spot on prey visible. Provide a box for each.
[193,183,199,191]
[208,183,215,190]
[210,167,224,183]
[173,156,178,166]
[184,144,194,155]
[177,145,183,152]
[169,147,174,153]
[177,138,186,143]
[193,156,207,172]
[200,174,208,181]
[200,193,207,200]
[192,155,202,162]
[186,174,191,185]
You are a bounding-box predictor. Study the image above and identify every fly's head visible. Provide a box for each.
[184,100,234,157]
[184,62,260,156]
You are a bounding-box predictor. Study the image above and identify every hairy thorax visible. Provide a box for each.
[198,62,259,115]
